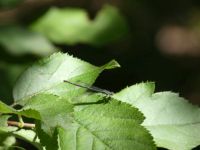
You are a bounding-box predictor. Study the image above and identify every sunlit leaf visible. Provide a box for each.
[113,82,200,150]
[32,95,155,150]
[11,90,155,150]
[22,94,74,135]
[13,52,120,103]
[31,5,128,46]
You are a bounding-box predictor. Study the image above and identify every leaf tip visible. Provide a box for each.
[103,59,120,70]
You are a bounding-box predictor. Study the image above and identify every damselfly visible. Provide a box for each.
[64,80,114,96]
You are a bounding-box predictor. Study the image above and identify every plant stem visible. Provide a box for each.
[7,121,35,128]
[10,102,17,107]
[18,115,24,128]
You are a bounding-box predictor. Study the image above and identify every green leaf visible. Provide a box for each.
[0,126,17,134]
[69,92,107,104]
[0,116,16,150]
[18,92,155,149]
[57,99,156,150]
[17,93,72,149]
[0,135,16,149]
[0,114,17,134]
[0,115,10,127]
[0,115,42,149]
[22,94,74,135]
[0,115,16,142]
[13,129,43,150]
[113,82,200,150]
[0,101,40,119]
[0,101,15,113]
[36,122,58,150]
[0,26,56,56]
[13,52,120,103]
[31,5,128,46]
[1,93,71,146]
[113,82,155,104]
[11,52,156,150]
[0,127,42,150]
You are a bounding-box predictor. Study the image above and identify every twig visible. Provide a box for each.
[7,121,35,128]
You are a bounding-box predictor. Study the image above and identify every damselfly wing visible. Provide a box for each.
[64,80,114,96]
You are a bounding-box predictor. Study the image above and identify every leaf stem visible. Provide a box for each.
[7,121,35,128]
[18,115,24,128]
[10,102,17,107]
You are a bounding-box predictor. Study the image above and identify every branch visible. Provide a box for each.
[7,121,35,128]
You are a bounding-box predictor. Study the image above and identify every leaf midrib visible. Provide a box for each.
[15,68,102,103]
[144,121,200,127]
[73,118,113,150]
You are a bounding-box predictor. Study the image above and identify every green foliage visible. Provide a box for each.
[0,4,128,108]
[22,94,74,135]
[13,129,42,149]
[0,134,16,149]
[0,100,40,119]
[113,82,200,150]
[1,53,156,150]
[0,53,200,149]
[13,52,120,103]
[57,100,155,150]
[0,1,199,149]
[0,26,56,56]
[31,5,128,46]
